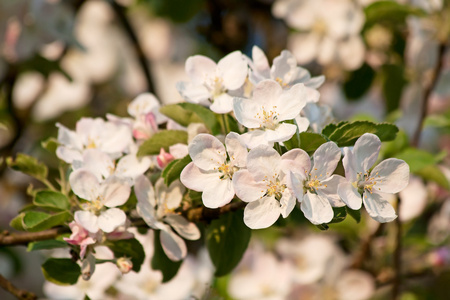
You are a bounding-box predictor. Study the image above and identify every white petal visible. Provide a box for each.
[164,214,201,240]
[310,142,341,179]
[280,189,296,218]
[218,51,248,90]
[115,154,152,180]
[233,97,265,129]
[317,37,336,66]
[271,50,297,84]
[372,158,410,194]
[363,192,397,223]
[100,176,131,207]
[337,182,362,210]
[342,147,358,181]
[203,178,235,208]
[136,200,159,229]
[159,225,187,261]
[156,179,185,210]
[180,162,221,192]
[134,175,156,207]
[225,132,248,168]
[240,130,272,149]
[246,145,281,181]
[232,170,267,202]
[176,81,211,105]
[185,55,216,85]
[301,192,334,225]
[265,123,297,143]
[251,46,270,77]
[317,175,346,207]
[188,134,226,171]
[281,148,311,175]
[69,169,99,201]
[210,93,234,114]
[295,116,310,132]
[74,149,114,181]
[56,123,83,150]
[252,79,283,105]
[305,75,326,89]
[354,133,381,173]
[244,197,281,229]
[290,172,306,202]
[98,208,126,233]
[276,83,309,120]
[56,146,82,164]
[74,211,99,233]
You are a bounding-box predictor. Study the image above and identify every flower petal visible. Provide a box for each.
[354,133,381,173]
[164,214,201,240]
[264,123,297,143]
[74,211,99,233]
[225,132,248,168]
[134,175,156,207]
[100,176,131,208]
[337,181,362,210]
[301,192,334,225]
[317,175,346,207]
[233,97,264,129]
[233,170,267,202]
[159,225,187,261]
[310,142,341,179]
[280,189,296,218]
[244,197,281,229]
[372,158,410,194]
[69,169,99,201]
[363,192,397,223]
[203,178,235,208]
[98,208,126,233]
[210,93,234,114]
[188,134,226,171]
[185,55,216,85]
[218,51,248,90]
[155,178,185,210]
[246,145,281,181]
[180,162,221,192]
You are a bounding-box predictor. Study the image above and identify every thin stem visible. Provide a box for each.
[0,273,37,300]
[41,178,57,191]
[0,228,69,246]
[411,43,447,147]
[392,197,403,300]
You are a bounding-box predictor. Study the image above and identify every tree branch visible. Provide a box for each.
[0,228,69,246]
[185,201,247,223]
[392,198,403,300]
[0,273,37,300]
[350,223,385,269]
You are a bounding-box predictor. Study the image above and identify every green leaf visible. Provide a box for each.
[325,121,398,147]
[137,130,188,156]
[344,63,376,100]
[9,213,26,231]
[41,258,81,285]
[159,104,202,127]
[178,103,221,135]
[395,148,437,173]
[364,1,426,29]
[382,64,407,113]
[161,155,192,186]
[27,240,69,252]
[22,211,71,232]
[346,207,361,223]
[321,121,348,137]
[315,224,329,231]
[298,132,329,153]
[206,210,251,277]
[151,231,182,282]
[106,238,145,273]
[6,154,48,180]
[34,191,70,211]
[328,207,347,224]
[416,165,450,190]
[41,137,59,154]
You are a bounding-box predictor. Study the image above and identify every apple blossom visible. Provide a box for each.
[64,215,98,259]
[337,133,410,222]
[232,145,310,229]
[233,79,317,148]
[180,132,248,208]
[176,51,248,114]
[69,169,131,233]
[135,175,200,261]
[290,142,345,225]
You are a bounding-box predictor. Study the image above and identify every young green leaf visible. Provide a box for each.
[6,154,48,181]
[34,190,70,211]
[206,210,251,277]
[137,130,188,156]
[161,155,192,186]
[9,213,26,231]
[27,240,69,252]
[346,207,361,223]
[159,104,202,127]
[41,258,81,285]
[22,211,72,232]
[328,207,347,224]
[151,230,182,282]
[178,103,222,135]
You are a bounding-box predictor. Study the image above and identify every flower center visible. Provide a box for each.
[209,76,226,99]
[304,170,327,194]
[263,174,286,200]
[275,77,289,88]
[217,161,237,180]
[357,171,382,194]
[255,106,279,130]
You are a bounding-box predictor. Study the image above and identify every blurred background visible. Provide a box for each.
[1,0,450,299]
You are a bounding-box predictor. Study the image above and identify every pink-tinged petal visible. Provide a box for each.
[363,192,397,223]
[164,214,201,240]
[169,143,189,159]
[127,93,160,118]
[79,237,96,259]
[354,133,381,173]
[337,181,362,210]
[233,97,264,129]
[98,208,127,233]
[301,192,334,225]
[185,55,216,84]
[318,175,346,207]
[244,197,281,229]
[116,154,152,179]
[240,130,272,149]
[134,175,156,207]
[281,148,311,179]
[188,134,226,171]
[226,132,248,168]
[100,176,131,207]
[176,81,211,105]
[342,147,358,182]
[372,158,410,194]
[280,189,296,218]
[265,123,297,143]
[310,142,341,179]
[290,172,306,202]
[210,93,233,114]
[156,148,175,169]
[180,162,220,192]
[74,211,99,233]
[233,170,267,202]
[276,84,308,120]
[155,178,184,210]
[56,146,82,164]
[218,51,248,90]
[69,169,99,201]
[305,75,326,89]
[252,79,283,105]
[203,178,235,208]
[159,225,187,261]
[271,50,297,84]
[246,145,281,181]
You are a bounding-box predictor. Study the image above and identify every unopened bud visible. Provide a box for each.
[156,148,174,169]
[116,257,133,274]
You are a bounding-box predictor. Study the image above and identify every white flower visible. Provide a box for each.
[233,79,316,149]
[337,133,410,222]
[176,51,248,114]
[290,142,345,225]
[233,145,310,229]
[70,169,131,233]
[249,45,325,89]
[180,132,247,208]
[135,176,200,261]
[128,93,167,140]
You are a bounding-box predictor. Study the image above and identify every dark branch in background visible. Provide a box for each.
[412,43,447,147]
[0,274,37,300]
[185,201,246,223]
[109,0,157,99]
[351,223,385,269]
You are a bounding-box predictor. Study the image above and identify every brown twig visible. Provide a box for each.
[411,43,447,147]
[0,273,37,300]
[350,223,385,269]
[0,228,69,246]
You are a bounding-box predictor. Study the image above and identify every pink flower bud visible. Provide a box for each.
[116,257,133,274]
[156,148,175,169]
